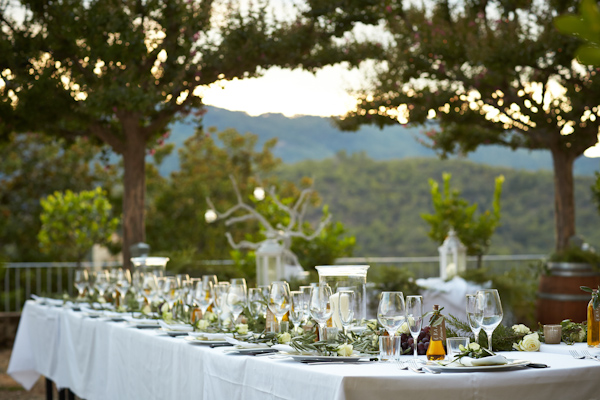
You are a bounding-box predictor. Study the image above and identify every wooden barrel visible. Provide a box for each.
[536,262,600,325]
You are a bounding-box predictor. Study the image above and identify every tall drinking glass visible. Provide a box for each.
[214,282,230,328]
[338,290,355,341]
[406,295,423,358]
[466,294,483,343]
[309,283,333,340]
[477,289,503,352]
[299,285,313,323]
[115,268,132,299]
[227,278,247,326]
[269,281,291,333]
[377,291,406,337]
[289,291,305,332]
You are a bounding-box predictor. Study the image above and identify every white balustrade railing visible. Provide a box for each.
[1,255,545,312]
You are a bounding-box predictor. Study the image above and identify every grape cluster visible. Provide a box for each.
[400,326,431,355]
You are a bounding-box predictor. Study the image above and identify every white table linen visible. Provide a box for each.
[9,300,600,400]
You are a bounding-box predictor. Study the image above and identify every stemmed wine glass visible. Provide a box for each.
[466,294,483,343]
[309,283,333,340]
[289,291,305,333]
[94,270,110,300]
[214,282,230,328]
[227,278,247,326]
[377,291,406,337]
[338,290,355,342]
[193,279,214,319]
[299,285,313,324]
[115,268,132,303]
[269,281,291,333]
[142,273,158,304]
[248,288,267,319]
[406,295,423,358]
[477,289,503,352]
[74,269,89,300]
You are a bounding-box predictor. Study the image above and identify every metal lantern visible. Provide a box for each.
[255,237,285,286]
[438,228,467,279]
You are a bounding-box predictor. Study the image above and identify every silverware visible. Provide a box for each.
[569,350,585,359]
[581,350,600,361]
[407,360,440,374]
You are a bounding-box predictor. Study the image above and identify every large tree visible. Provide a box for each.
[0,0,378,263]
[336,0,600,253]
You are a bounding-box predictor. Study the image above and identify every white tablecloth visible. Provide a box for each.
[8,301,600,400]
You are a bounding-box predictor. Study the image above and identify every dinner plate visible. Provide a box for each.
[183,337,230,345]
[287,354,368,363]
[425,359,531,372]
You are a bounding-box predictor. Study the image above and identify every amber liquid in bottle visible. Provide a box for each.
[427,305,447,361]
[588,290,600,347]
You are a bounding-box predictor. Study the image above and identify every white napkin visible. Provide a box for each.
[224,337,270,349]
[187,332,231,340]
[158,321,193,332]
[459,354,508,366]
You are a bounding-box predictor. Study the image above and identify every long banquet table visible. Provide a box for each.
[8,300,600,400]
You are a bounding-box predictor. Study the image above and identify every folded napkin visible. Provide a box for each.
[158,321,193,332]
[225,337,270,349]
[458,354,508,367]
[187,332,232,340]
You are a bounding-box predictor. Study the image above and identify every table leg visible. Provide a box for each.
[45,378,53,400]
[58,388,66,400]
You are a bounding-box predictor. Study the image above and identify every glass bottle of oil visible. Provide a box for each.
[426,304,446,361]
[588,289,600,347]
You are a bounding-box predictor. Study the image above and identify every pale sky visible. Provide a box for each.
[200,64,365,117]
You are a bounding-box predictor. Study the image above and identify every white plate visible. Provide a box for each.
[183,337,230,345]
[287,354,368,363]
[426,359,531,372]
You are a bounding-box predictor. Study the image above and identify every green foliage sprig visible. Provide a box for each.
[581,286,600,309]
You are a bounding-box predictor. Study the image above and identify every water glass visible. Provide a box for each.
[379,336,401,362]
[477,289,503,351]
[377,291,406,337]
[466,294,483,342]
[446,337,470,359]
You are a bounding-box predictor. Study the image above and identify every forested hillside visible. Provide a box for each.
[162,106,600,176]
[277,153,600,257]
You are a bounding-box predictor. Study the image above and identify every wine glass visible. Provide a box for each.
[161,276,178,308]
[142,273,158,304]
[377,291,406,337]
[94,270,110,299]
[268,281,291,333]
[466,294,483,343]
[193,279,214,317]
[338,290,355,341]
[309,283,333,340]
[299,285,313,323]
[74,269,89,299]
[227,278,247,326]
[289,291,305,332]
[477,289,503,352]
[214,282,230,328]
[248,288,267,319]
[406,295,423,358]
[115,268,132,300]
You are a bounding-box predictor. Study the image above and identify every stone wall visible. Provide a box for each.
[0,313,20,349]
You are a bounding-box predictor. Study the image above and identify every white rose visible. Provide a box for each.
[141,304,151,315]
[236,324,249,335]
[196,320,210,331]
[512,324,531,335]
[160,303,170,313]
[278,332,292,344]
[337,343,353,357]
[517,332,540,352]
[467,342,480,351]
[204,311,217,322]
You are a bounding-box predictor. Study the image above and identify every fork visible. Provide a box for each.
[581,350,600,361]
[569,350,585,359]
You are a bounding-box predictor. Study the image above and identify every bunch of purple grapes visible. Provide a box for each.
[400,326,431,355]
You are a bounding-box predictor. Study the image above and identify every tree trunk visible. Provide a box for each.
[550,147,576,253]
[121,125,146,268]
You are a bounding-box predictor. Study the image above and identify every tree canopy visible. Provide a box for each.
[336,0,600,253]
[0,0,379,263]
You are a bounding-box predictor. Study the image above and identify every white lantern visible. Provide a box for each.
[438,228,467,279]
[255,237,284,286]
